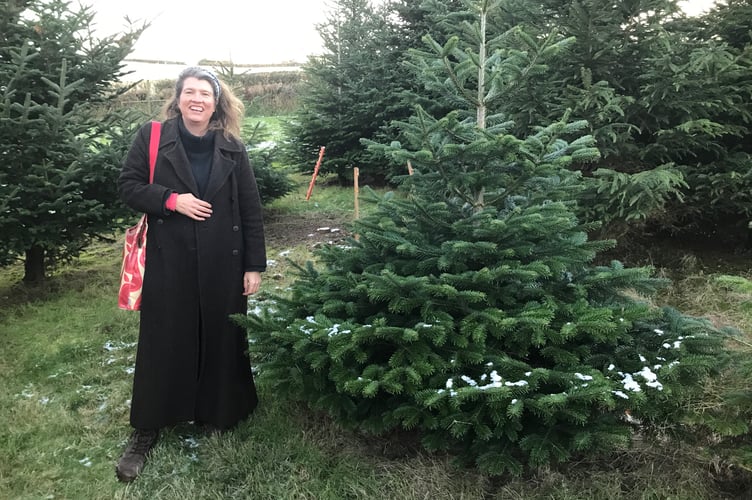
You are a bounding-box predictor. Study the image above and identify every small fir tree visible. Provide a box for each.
[241,120,295,204]
[240,0,731,475]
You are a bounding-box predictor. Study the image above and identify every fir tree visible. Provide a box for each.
[284,0,415,183]
[0,0,145,282]
[639,2,752,237]
[241,0,731,475]
[483,0,752,240]
[240,120,295,204]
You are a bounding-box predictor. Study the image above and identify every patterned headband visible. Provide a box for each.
[203,69,222,101]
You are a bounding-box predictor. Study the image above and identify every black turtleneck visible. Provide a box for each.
[178,119,215,198]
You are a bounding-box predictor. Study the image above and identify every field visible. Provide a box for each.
[0,179,752,499]
[2,173,752,499]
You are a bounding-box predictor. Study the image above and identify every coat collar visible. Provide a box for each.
[159,117,244,201]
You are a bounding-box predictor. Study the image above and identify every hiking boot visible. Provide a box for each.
[115,428,159,482]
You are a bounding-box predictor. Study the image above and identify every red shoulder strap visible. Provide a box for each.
[148,121,162,184]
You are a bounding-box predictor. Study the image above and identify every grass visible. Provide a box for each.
[248,115,289,139]
[2,181,752,499]
[245,115,290,147]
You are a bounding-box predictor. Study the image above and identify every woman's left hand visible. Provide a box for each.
[243,271,261,296]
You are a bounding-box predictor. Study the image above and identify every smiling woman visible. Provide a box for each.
[115,66,267,482]
[177,77,217,136]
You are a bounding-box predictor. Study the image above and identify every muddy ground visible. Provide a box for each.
[263,209,352,251]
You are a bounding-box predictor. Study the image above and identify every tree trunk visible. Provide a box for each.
[476,2,487,130]
[24,245,46,283]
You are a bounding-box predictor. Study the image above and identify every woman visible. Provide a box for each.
[116,67,266,482]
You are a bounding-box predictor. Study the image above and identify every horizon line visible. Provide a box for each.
[124,58,305,67]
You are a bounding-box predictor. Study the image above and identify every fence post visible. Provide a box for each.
[354,167,360,241]
[354,167,360,219]
[305,146,326,201]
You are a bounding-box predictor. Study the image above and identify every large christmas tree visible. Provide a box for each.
[242,0,730,474]
[0,0,145,282]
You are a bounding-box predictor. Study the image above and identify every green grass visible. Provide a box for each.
[244,115,290,146]
[0,237,492,500]
[2,183,752,499]
[267,174,378,214]
[248,115,289,139]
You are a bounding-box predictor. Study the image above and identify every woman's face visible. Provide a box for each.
[178,77,216,131]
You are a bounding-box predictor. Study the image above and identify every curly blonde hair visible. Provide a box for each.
[162,67,245,141]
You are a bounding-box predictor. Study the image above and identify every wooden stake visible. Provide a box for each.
[354,167,360,241]
[305,146,326,201]
[353,167,360,219]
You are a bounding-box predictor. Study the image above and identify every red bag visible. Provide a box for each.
[118,121,161,310]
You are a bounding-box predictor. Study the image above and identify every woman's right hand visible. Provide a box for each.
[175,193,213,220]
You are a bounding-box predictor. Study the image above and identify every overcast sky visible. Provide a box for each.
[90,0,337,64]
[88,0,718,65]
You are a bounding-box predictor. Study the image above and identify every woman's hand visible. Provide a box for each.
[175,193,213,220]
[243,271,261,296]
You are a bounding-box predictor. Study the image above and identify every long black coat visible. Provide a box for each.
[118,118,266,430]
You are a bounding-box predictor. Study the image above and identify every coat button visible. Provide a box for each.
[156,219,164,224]
[232,249,239,256]
[232,225,239,231]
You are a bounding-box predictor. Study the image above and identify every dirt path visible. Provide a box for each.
[263,209,352,251]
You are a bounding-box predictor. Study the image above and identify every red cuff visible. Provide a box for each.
[165,192,178,211]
